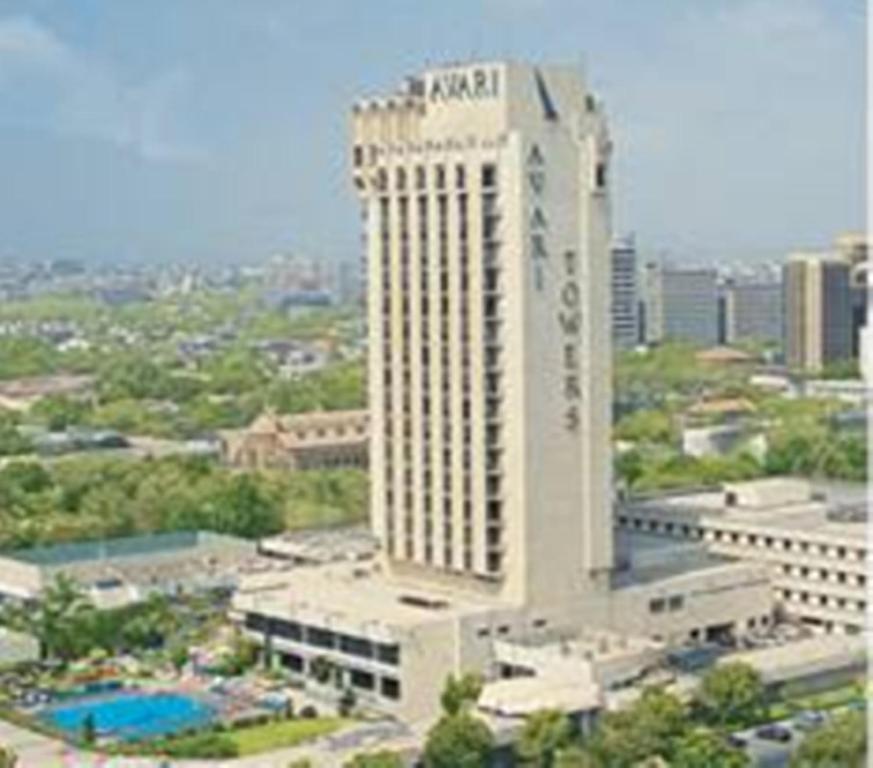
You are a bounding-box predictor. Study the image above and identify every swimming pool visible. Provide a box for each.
[40,690,216,741]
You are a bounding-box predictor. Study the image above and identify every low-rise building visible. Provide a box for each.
[0,531,258,609]
[220,410,368,471]
[232,529,774,722]
[617,479,868,635]
[717,634,866,695]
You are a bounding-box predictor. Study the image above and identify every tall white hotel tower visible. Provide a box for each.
[352,61,614,613]
[234,62,773,721]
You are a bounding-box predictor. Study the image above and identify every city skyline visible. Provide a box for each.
[0,0,865,266]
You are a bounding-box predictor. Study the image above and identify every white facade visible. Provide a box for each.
[618,480,868,635]
[351,61,613,612]
[232,61,783,724]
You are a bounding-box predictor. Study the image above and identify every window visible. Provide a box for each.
[376,643,400,666]
[595,162,607,189]
[482,164,497,188]
[649,598,666,614]
[350,669,375,691]
[668,595,684,612]
[455,164,466,189]
[353,145,363,168]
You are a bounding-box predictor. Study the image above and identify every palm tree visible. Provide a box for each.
[2,574,94,662]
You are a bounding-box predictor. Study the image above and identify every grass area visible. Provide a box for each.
[230,716,349,756]
[767,683,865,722]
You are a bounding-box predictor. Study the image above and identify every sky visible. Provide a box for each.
[0,0,865,266]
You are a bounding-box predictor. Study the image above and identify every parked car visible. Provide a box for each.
[755,724,793,743]
[793,710,826,731]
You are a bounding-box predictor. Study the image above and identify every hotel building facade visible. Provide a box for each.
[351,60,614,613]
[232,61,773,721]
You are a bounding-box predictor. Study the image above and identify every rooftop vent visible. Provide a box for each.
[398,594,449,611]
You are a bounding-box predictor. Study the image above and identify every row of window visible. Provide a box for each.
[619,515,865,563]
[649,594,684,614]
[277,651,401,700]
[352,149,498,194]
[375,175,504,574]
[245,613,401,665]
[779,590,867,613]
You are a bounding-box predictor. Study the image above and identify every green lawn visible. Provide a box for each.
[230,716,349,756]
[766,683,865,723]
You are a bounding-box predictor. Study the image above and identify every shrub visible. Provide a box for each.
[299,705,319,719]
[160,732,238,759]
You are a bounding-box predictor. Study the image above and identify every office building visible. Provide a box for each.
[611,235,639,349]
[724,279,784,346]
[783,252,853,372]
[618,479,867,636]
[644,264,719,346]
[834,232,869,359]
[233,61,774,722]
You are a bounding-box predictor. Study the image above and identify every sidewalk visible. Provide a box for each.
[0,717,419,768]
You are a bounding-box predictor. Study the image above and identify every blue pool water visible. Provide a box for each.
[41,691,216,741]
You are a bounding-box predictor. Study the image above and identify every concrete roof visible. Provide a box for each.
[234,561,505,637]
[718,635,867,684]
[626,481,867,544]
[479,675,601,716]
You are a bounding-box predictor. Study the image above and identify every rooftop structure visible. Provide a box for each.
[618,479,868,635]
[0,531,258,609]
[220,409,369,472]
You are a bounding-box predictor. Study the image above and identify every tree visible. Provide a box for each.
[0,412,31,457]
[31,395,92,431]
[671,729,748,768]
[552,746,597,768]
[344,751,405,768]
[615,450,644,490]
[695,663,765,728]
[791,710,866,767]
[81,712,97,745]
[1,574,94,661]
[423,713,494,768]
[310,656,336,685]
[338,687,357,717]
[516,709,575,767]
[440,673,483,715]
[615,409,676,445]
[586,688,687,768]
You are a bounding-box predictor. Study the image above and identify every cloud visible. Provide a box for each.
[0,15,202,162]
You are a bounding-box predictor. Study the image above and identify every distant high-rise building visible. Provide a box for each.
[783,252,853,372]
[834,232,869,359]
[724,279,784,346]
[611,236,639,349]
[644,264,719,346]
